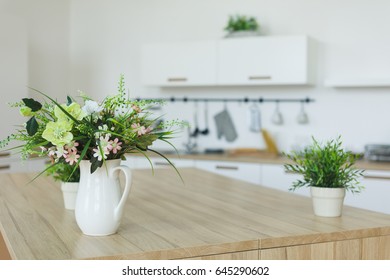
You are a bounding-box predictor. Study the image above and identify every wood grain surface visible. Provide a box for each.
[0,168,390,260]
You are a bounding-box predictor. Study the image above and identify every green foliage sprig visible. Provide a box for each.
[224,14,259,33]
[284,136,364,193]
[46,163,80,183]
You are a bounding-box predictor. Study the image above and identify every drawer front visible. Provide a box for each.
[195,160,261,185]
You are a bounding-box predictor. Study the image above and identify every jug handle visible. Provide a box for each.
[110,165,132,222]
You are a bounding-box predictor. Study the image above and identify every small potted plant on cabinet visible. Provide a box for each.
[46,163,80,210]
[284,136,364,217]
[224,14,260,38]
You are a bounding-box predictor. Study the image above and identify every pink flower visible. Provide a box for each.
[65,149,80,165]
[109,138,122,154]
[65,141,79,152]
[131,104,142,113]
[131,123,148,136]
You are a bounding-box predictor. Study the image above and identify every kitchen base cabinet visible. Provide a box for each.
[195,160,262,185]
[344,170,390,214]
[361,236,390,259]
[261,164,309,197]
[0,157,47,174]
[0,232,11,260]
[122,156,195,170]
[260,237,390,260]
[181,250,258,260]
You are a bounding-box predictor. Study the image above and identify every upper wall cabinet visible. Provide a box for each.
[217,36,312,85]
[141,41,217,86]
[141,35,313,87]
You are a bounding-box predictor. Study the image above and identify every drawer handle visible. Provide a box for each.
[363,175,390,180]
[215,165,238,171]
[154,161,174,166]
[248,76,272,80]
[0,165,11,170]
[167,77,187,82]
[284,170,297,174]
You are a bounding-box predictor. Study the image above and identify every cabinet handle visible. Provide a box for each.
[0,165,11,170]
[248,76,272,80]
[167,77,187,82]
[154,161,174,166]
[0,153,10,158]
[284,170,297,174]
[363,175,390,180]
[215,165,238,171]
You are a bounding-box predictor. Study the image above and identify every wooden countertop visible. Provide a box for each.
[147,152,390,171]
[1,168,390,260]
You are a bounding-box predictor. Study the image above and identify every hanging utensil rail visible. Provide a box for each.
[136,96,314,104]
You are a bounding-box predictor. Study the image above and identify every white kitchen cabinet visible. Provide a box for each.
[217,36,312,85]
[261,164,309,197]
[195,160,261,185]
[0,155,48,174]
[122,155,195,170]
[141,41,217,86]
[344,170,390,214]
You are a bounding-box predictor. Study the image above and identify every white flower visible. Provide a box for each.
[94,124,111,139]
[82,100,103,115]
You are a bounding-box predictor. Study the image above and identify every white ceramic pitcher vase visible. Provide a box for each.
[75,159,132,236]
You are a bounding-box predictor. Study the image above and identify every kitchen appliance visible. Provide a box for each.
[364,144,390,162]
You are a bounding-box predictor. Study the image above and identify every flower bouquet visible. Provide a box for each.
[1,75,183,235]
[1,75,181,177]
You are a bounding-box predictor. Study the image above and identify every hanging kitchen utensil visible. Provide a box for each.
[191,101,200,137]
[214,101,237,142]
[249,102,261,132]
[297,101,309,125]
[200,101,210,135]
[271,101,283,125]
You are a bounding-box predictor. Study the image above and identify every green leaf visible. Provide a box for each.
[90,156,103,174]
[26,116,38,136]
[67,96,72,106]
[22,98,42,112]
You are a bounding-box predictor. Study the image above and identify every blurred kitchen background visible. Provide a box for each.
[2,0,390,155]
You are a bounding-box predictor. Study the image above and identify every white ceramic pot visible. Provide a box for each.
[75,160,132,236]
[61,182,79,210]
[310,187,346,217]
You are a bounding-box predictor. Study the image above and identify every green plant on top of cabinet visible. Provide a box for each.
[284,136,364,217]
[224,14,260,37]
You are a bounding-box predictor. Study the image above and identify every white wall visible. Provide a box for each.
[0,0,70,99]
[67,0,390,152]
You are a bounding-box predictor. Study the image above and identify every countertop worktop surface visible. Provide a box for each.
[136,151,390,171]
[1,168,390,260]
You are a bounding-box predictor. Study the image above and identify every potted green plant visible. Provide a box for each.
[284,136,364,217]
[46,163,80,210]
[224,14,260,37]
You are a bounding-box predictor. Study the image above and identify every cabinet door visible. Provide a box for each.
[195,160,261,185]
[261,164,309,197]
[141,41,217,86]
[344,170,390,214]
[122,156,195,169]
[217,36,310,85]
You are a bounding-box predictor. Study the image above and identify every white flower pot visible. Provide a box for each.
[310,187,346,217]
[61,182,79,210]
